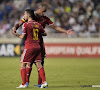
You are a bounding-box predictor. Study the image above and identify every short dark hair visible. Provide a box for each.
[39,4,47,12]
[25,9,35,19]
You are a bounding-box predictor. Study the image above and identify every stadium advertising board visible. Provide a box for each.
[0,44,21,57]
[45,43,100,58]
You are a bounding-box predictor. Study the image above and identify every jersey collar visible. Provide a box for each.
[28,20,35,22]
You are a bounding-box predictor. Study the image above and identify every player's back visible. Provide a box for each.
[23,20,44,49]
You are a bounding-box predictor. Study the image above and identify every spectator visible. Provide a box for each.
[0,0,100,38]
[5,1,13,17]
[0,8,4,22]
[88,20,97,33]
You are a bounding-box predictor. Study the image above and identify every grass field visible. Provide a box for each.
[0,57,100,90]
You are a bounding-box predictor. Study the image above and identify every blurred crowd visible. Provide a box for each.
[0,0,100,38]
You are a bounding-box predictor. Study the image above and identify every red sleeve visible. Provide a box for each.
[46,16,53,25]
[22,23,27,34]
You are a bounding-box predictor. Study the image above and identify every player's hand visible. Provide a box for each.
[12,32,20,37]
[12,27,16,33]
[11,27,16,35]
[42,32,47,36]
[66,29,74,35]
[11,30,16,35]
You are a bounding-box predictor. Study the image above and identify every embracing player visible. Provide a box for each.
[11,4,74,88]
[12,9,48,88]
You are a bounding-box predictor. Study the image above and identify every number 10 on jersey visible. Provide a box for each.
[33,29,39,40]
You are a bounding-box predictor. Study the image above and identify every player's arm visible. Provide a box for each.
[11,18,26,34]
[49,23,74,35]
[12,23,26,39]
[40,25,47,36]
[41,29,47,36]
[41,32,47,36]
[46,16,74,35]
[14,33,26,39]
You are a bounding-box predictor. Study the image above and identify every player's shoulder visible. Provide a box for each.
[34,21,41,25]
[42,15,50,19]
[22,22,29,28]
[23,22,28,26]
[32,21,42,28]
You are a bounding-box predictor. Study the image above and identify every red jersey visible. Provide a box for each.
[21,15,53,57]
[22,20,45,49]
[21,16,53,28]
[35,16,53,43]
[36,16,53,28]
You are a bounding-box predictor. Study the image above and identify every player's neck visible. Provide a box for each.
[28,18,34,22]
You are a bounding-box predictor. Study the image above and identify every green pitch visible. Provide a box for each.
[0,57,100,90]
